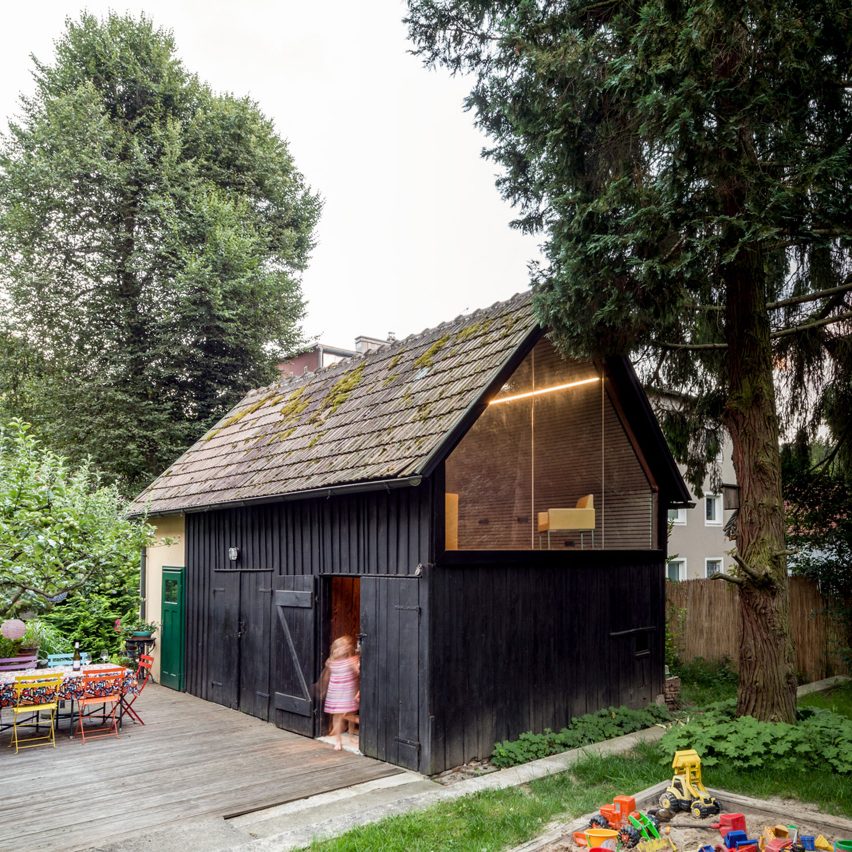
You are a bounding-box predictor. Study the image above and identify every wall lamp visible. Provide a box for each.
[228,546,240,562]
[489,376,600,406]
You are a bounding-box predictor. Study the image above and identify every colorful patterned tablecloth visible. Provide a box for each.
[0,664,138,709]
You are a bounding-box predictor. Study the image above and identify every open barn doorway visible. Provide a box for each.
[322,576,361,748]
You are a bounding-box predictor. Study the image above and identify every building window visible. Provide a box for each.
[705,558,723,578]
[705,494,722,525]
[668,507,687,526]
[666,558,686,581]
[444,337,656,551]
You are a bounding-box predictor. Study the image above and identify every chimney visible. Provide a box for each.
[355,335,394,355]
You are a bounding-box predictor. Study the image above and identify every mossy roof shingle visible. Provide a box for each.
[130,291,538,515]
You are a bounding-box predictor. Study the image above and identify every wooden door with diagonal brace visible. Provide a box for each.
[271,575,318,738]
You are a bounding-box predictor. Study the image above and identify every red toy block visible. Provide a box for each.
[715,814,747,837]
[766,840,793,852]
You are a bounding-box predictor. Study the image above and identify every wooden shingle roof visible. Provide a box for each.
[130,291,539,516]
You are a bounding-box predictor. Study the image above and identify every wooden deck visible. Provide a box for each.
[0,684,401,851]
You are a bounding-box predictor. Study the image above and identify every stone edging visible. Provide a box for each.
[796,674,849,697]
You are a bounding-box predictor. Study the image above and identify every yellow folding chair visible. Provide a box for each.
[11,671,65,754]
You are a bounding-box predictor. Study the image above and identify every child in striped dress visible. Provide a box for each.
[323,635,360,750]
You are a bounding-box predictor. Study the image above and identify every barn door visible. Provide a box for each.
[271,575,318,737]
[360,576,422,770]
[208,571,240,708]
[239,572,273,721]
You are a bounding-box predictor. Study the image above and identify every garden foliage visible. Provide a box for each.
[662,700,852,774]
[0,420,152,638]
[491,705,672,768]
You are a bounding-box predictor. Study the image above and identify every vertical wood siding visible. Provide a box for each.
[186,487,432,576]
[426,554,665,774]
[184,485,433,706]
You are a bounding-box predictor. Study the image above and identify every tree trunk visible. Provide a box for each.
[722,257,797,723]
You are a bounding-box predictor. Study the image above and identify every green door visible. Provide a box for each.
[161,568,185,691]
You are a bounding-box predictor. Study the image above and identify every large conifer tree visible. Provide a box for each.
[406,0,851,721]
[0,13,320,494]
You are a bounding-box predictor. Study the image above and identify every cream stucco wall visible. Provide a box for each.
[143,514,185,681]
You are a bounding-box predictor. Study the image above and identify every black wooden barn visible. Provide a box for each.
[131,292,690,774]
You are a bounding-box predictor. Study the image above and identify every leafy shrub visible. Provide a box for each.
[0,420,153,618]
[491,705,672,768]
[21,619,71,656]
[673,657,739,706]
[661,701,852,774]
[0,635,18,658]
[43,582,138,658]
[673,657,738,688]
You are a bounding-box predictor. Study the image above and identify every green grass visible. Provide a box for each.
[307,735,852,851]
[307,742,667,851]
[798,680,852,719]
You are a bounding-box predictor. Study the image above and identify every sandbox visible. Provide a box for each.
[516,782,852,852]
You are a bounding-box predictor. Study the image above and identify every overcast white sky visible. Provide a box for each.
[0,0,541,348]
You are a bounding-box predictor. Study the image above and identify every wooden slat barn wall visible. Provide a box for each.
[426,553,665,774]
[184,485,433,703]
[666,577,850,682]
[186,486,432,576]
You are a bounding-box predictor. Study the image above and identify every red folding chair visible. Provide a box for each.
[120,654,153,725]
[76,667,124,742]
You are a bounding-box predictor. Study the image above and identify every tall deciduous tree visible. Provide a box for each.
[0,13,320,494]
[407,0,851,721]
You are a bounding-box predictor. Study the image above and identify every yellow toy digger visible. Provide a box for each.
[659,750,722,819]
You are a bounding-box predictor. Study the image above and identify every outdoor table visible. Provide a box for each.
[0,663,139,732]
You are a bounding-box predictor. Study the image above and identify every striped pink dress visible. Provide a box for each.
[324,656,359,714]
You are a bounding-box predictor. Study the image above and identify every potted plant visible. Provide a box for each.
[127,620,158,638]
[20,619,70,656]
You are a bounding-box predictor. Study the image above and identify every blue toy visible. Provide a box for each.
[725,832,749,849]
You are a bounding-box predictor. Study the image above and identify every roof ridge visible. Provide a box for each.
[241,289,534,401]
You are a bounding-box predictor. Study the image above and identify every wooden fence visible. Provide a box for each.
[666,576,849,683]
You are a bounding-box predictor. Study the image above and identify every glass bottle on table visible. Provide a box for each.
[72,641,81,671]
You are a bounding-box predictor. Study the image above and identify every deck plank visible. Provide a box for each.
[0,685,400,851]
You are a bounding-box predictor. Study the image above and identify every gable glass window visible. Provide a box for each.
[668,507,687,526]
[705,558,723,578]
[705,494,722,525]
[666,558,686,581]
[444,338,657,551]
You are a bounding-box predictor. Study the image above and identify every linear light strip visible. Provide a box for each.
[489,376,600,405]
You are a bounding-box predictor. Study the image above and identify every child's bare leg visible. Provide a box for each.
[331,714,345,750]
